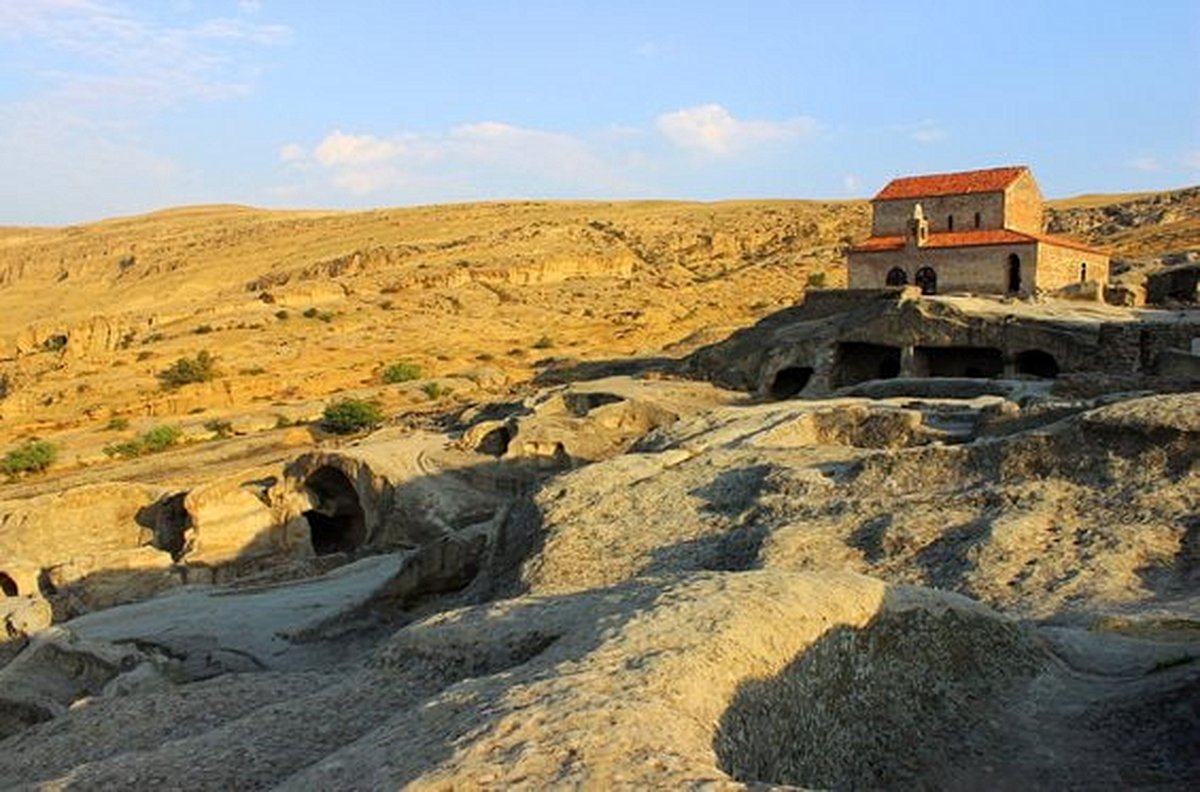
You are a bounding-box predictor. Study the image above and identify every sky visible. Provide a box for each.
[1,0,1198,225]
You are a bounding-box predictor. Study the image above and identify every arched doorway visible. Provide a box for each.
[885,267,908,286]
[1015,349,1059,379]
[302,467,368,556]
[915,266,937,295]
[0,572,18,597]
[769,366,814,399]
[1007,254,1022,294]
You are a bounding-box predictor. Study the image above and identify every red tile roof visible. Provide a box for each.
[849,229,1106,255]
[873,166,1028,201]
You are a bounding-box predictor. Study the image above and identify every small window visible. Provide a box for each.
[974,212,981,228]
[1080,262,1088,282]
[947,215,954,231]
[885,267,908,286]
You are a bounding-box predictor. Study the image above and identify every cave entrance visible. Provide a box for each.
[915,346,1004,378]
[769,366,814,399]
[1014,349,1059,379]
[0,572,17,597]
[475,425,513,457]
[833,343,902,388]
[302,467,367,556]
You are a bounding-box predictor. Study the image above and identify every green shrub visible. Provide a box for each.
[239,366,266,376]
[193,324,214,335]
[382,361,422,384]
[203,419,234,438]
[106,417,130,431]
[321,399,384,434]
[157,351,216,389]
[806,271,828,289]
[532,335,554,349]
[103,424,182,458]
[2,440,57,475]
[302,307,319,318]
[275,309,289,320]
[421,382,445,399]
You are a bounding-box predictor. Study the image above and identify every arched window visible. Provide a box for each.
[1007,254,1022,294]
[974,211,981,228]
[915,266,937,295]
[1080,262,1088,282]
[947,214,954,231]
[885,267,908,286]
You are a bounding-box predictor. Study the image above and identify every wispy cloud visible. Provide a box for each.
[1127,156,1162,172]
[281,106,823,203]
[0,1,290,220]
[655,104,818,155]
[894,120,948,144]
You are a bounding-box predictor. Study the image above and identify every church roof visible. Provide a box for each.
[873,166,1029,201]
[849,228,1106,255]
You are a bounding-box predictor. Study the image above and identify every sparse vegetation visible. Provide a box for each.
[203,419,234,438]
[103,424,183,458]
[142,332,166,345]
[275,309,290,320]
[806,271,828,289]
[533,335,555,349]
[158,350,216,389]
[1,440,57,476]
[239,366,266,375]
[194,324,214,335]
[321,399,383,434]
[382,361,423,384]
[105,417,130,431]
[422,382,450,399]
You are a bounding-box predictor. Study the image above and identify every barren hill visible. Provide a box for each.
[0,187,1196,478]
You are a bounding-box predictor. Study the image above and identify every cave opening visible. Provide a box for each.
[916,346,1004,378]
[769,366,814,399]
[302,466,367,556]
[833,343,902,388]
[476,425,513,457]
[0,572,17,597]
[1014,349,1059,379]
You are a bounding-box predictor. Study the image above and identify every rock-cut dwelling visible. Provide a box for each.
[846,166,1109,296]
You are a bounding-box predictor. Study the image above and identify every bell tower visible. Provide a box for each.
[905,203,929,249]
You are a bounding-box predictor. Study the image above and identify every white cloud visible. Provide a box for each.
[278,142,306,162]
[843,175,861,194]
[313,131,404,166]
[1127,156,1162,172]
[655,104,817,155]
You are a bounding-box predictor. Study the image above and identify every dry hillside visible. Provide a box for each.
[0,186,1196,480]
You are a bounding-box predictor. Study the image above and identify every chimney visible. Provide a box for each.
[906,203,929,249]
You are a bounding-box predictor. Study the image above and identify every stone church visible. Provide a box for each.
[847,166,1109,295]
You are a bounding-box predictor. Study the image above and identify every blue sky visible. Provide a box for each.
[2,0,1197,224]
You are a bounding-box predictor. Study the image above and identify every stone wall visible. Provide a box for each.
[872,193,1005,236]
[847,242,1038,294]
[1034,244,1110,291]
[1002,172,1043,234]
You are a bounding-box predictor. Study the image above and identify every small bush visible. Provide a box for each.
[103,424,182,458]
[158,351,216,389]
[41,334,68,352]
[422,382,451,400]
[382,361,422,384]
[275,310,289,320]
[194,324,214,335]
[142,332,165,345]
[239,366,266,376]
[322,399,383,435]
[302,307,319,319]
[532,335,554,349]
[2,440,57,476]
[806,271,828,289]
[204,419,234,438]
[106,417,130,431]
